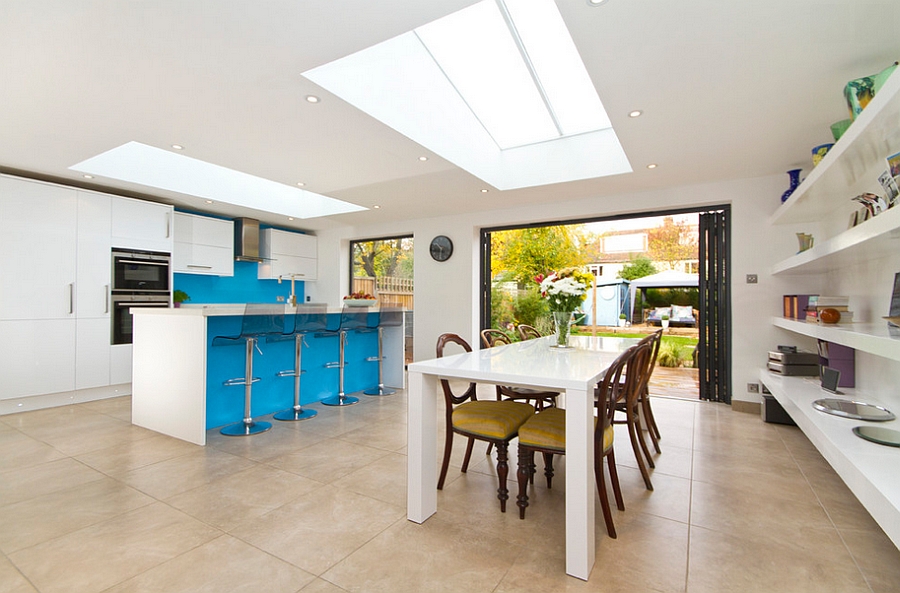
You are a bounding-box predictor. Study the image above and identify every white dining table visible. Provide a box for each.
[406,334,640,580]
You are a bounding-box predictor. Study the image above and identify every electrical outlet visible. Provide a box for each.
[276,296,285,302]
[746,274,758,284]
[747,383,760,393]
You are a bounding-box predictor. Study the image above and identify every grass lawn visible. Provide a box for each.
[580,331,699,367]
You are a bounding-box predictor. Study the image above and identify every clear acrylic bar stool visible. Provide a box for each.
[269,303,328,421]
[364,305,403,396]
[321,306,369,407]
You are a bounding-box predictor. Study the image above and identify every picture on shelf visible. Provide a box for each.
[849,210,859,229]
[887,150,900,179]
[878,170,900,207]
[886,272,900,328]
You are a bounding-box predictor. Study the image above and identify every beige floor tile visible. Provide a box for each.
[337,420,408,453]
[615,464,691,524]
[117,447,256,499]
[686,525,870,593]
[300,578,351,593]
[166,463,324,531]
[103,534,315,593]
[76,395,133,422]
[9,502,220,593]
[0,554,37,593]
[0,477,154,553]
[0,430,67,472]
[322,513,521,593]
[74,432,202,477]
[16,417,157,457]
[266,438,389,484]
[205,420,328,462]
[0,458,105,506]
[691,448,813,496]
[330,452,408,508]
[613,431,693,480]
[234,484,404,575]
[839,526,900,592]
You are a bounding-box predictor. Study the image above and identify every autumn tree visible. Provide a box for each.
[491,226,587,286]
[647,217,697,270]
[618,256,657,280]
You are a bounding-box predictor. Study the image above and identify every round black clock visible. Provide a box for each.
[429,235,453,262]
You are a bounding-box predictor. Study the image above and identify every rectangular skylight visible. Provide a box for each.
[303,0,631,190]
[69,142,366,219]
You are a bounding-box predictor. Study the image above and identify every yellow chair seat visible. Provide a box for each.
[452,401,534,440]
[518,407,614,452]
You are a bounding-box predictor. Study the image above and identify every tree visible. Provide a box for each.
[491,226,587,286]
[647,217,697,271]
[618,256,657,280]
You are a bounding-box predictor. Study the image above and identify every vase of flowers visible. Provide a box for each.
[536,268,593,348]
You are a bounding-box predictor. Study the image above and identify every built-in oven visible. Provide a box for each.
[111,293,171,345]
[112,249,171,293]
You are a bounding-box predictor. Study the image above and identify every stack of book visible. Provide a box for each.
[807,295,853,324]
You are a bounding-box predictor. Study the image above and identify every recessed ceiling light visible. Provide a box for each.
[481,188,490,193]
[171,144,184,150]
[373,205,381,209]
[83,174,93,179]
[305,95,320,103]
[205,200,213,204]
[296,182,305,187]
[628,110,642,118]
[418,156,428,161]
[647,163,658,169]
[288,217,294,221]
[587,0,609,5]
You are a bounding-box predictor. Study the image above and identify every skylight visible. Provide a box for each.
[303,0,630,190]
[69,142,366,219]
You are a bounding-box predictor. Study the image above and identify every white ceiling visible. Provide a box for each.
[2,0,899,232]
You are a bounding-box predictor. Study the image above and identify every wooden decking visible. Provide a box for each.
[649,366,700,399]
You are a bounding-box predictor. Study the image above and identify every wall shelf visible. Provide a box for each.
[773,317,900,362]
[769,67,900,226]
[758,369,900,549]
[771,205,900,275]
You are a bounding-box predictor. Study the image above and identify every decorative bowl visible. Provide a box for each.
[343,299,377,307]
[812,143,834,167]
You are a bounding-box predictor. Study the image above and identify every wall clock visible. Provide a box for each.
[429,235,453,262]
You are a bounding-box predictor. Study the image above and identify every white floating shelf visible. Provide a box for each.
[759,369,900,550]
[771,205,900,275]
[772,316,900,362]
[770,67,900,226]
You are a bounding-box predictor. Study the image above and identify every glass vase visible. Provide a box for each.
[552,311,573,348]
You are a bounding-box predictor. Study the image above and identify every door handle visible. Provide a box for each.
[187,264,213,269]
[69,283,74,315]
[105,284,110,314]
[165,212,171,238]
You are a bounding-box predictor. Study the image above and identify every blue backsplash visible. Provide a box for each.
[173,261,301,304]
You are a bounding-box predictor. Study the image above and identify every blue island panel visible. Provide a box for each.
[205,313,379,430]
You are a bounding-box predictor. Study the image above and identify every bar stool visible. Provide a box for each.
[212,303,285,436]
[268,303,328,421]
[364,305,403,396]
[321,305,369,407]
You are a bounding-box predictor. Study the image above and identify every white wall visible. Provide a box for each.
[312,173,806,404]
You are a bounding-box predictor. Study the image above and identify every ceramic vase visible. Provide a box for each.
[781,169,802,203]
[552,311,573,348]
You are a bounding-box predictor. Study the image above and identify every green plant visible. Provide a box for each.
[619,313,626,319]
[512,288,548,327]
[656,341,682,367]
[661,314,670,321]
[173,290,190,304]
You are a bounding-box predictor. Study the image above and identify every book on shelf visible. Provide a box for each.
[816,296,850,307]
[783,294,814,319]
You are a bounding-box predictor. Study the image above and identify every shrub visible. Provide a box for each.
[656,341,683,367]
[512,288,548,327]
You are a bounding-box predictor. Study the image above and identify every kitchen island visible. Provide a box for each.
[131,304,405,445]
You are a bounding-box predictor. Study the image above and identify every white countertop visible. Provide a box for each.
[132,303,378,317]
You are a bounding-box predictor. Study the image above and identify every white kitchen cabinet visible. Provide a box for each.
[109,344,133,385]
[76,192,112,319]
[111,197,174,253]
[76,317,111,390]
[0,319,76,398]
[0,176,77,321]
[173,212,234,276]
[258,228,317,280]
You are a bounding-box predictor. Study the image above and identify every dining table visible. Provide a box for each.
[406,334,641,580]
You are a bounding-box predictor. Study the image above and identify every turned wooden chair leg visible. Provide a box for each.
[516,445,533,519]
[461,436,475,473]
[607,450,625,511]
[438,426,454,489]
[495,442,510,512]
[628,417,654,490]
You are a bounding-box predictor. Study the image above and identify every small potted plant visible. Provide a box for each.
[618,313,627,328]
[173,290,190,308]
[660,313,670,330]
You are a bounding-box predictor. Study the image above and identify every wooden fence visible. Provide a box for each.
[352,276,414,310]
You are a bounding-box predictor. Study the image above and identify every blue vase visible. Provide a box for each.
[781,169,802,203]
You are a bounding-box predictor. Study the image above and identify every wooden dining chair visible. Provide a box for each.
[517,324,543,341]
[611,335,657,490]
[638,329,663,451]
[479,329,559,411]
[514,344,644,538]
[436,333,535,512]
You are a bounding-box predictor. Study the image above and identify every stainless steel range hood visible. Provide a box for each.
[233,217,263,262]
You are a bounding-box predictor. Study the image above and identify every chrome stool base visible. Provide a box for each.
[364,385,396,396]
[273,407,318,421]
[322,394,359,406]
[220,419,272,436]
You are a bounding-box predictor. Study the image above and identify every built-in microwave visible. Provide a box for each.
[111,249,171,293]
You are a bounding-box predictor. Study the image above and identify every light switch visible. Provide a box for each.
[746,274,758,284]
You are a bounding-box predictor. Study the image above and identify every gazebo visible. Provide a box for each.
[628,270,699,321]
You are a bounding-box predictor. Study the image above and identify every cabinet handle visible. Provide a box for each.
[187,264,213,269]
[165,212,170,238]
[69,283,74,315]
[105,284,110,314]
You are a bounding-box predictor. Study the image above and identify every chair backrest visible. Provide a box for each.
[480,328,511,348]
[378,306,404,328]
[340,305,370,331]
[517,324,542,341]
[596,343,650,445]
[241,303,286,338]
[645,329,663,377]
[291,303,328,334]
[436,333,477,406]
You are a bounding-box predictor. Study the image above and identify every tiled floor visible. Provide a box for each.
[2,390,899,593]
